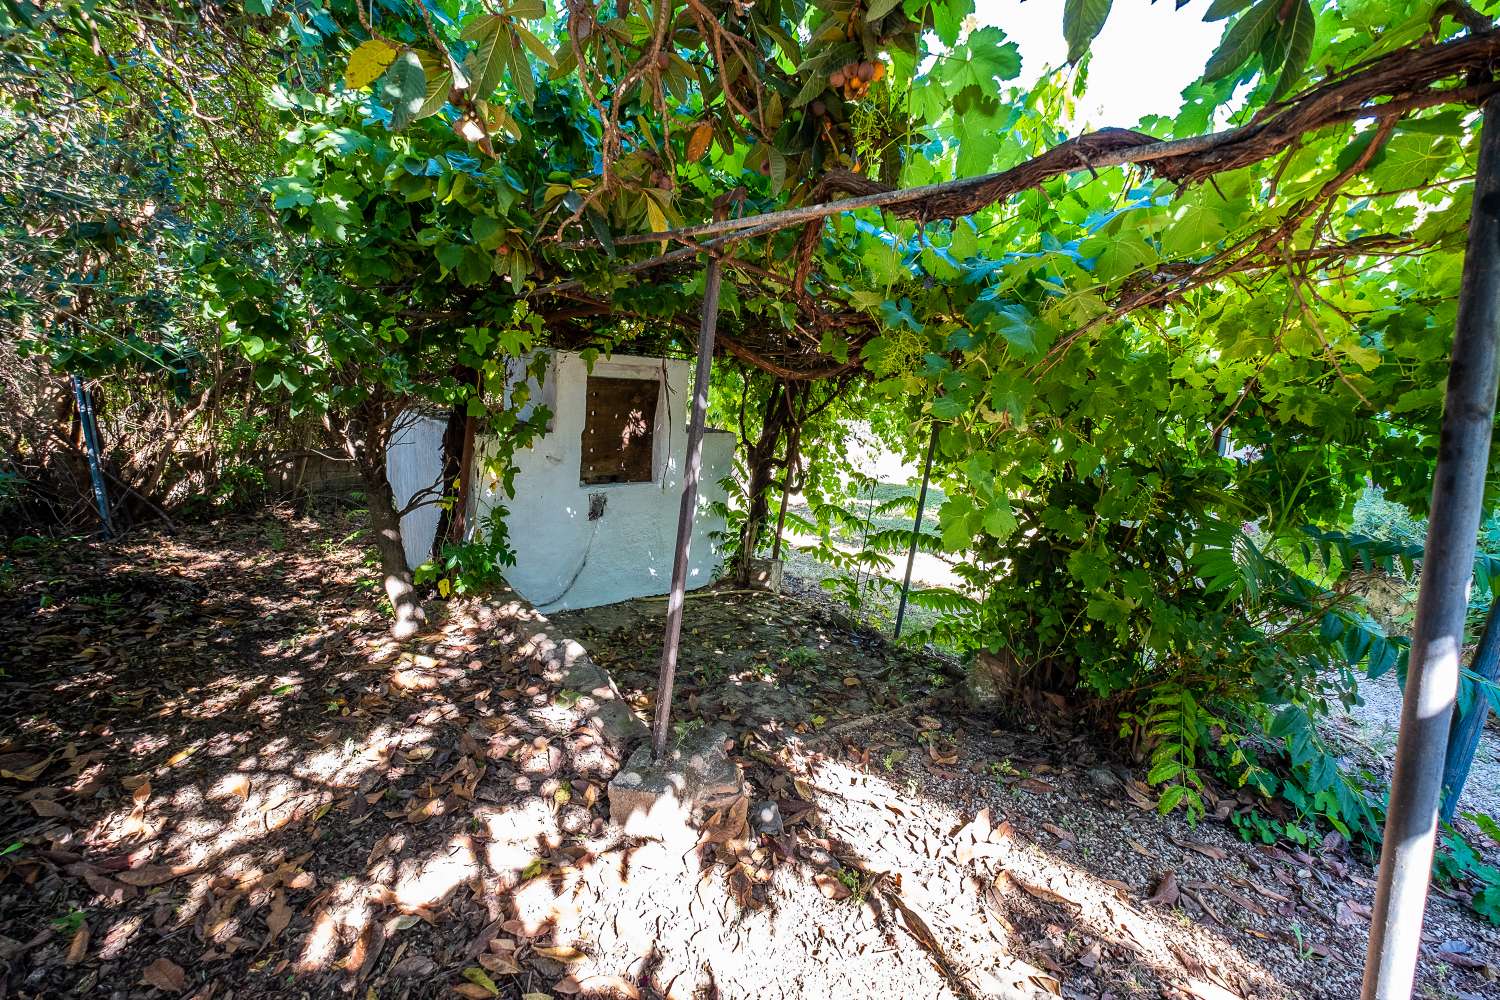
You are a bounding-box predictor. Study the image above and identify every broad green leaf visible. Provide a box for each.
[929,0,975,47]
[459,246,493,286]
[1063,0,1112,63]
[1269,0,1316,100]
[471,214,505,249]
[513,25,558,69]
[415,69,452,120]
[379,51,428,130]
[508,32,536,104]
[462,15,511,98]
[1161,199,1229,257]
[1204,0,1254,19]
[1085,234,1158,282]
[949,220,980,260]
[1369,133,1451,191]
[1202,0,1280,82]
[936,27,1021,96]
[983,500,1017,540]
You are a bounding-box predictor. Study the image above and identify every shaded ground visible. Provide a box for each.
[549,587,955,743]
[2,511,1498,1000]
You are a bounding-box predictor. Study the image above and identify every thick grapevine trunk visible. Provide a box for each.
[346,398,427,640]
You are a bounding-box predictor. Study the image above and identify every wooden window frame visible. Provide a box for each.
[579,374,662,486]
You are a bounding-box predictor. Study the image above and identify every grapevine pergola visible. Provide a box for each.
[523,32,1500,1000]
[535,29,1500,384]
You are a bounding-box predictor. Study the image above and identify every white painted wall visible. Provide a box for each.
[472,351,735,611]
[387,410,449,571]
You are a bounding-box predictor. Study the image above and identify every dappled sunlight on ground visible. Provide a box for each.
[797,753,1290,999]
[4,510,1496,999]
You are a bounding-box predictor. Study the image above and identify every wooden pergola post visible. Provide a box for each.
[650,257,723,760]
[1362,93,1500,1000]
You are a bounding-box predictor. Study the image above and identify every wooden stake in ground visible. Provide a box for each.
[650,257,723,761]
[894,423,938,639]
[1362,92,1500,1000]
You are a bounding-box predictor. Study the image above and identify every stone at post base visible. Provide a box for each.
[608,726,745,844]
[966,649,1019,708]
[744,558,783,594]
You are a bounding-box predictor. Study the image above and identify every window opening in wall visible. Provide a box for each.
[580,376,659,484]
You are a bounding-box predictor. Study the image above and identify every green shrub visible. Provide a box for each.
[414,510,515,598]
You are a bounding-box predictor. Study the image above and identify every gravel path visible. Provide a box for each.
[1331,672,1500,823]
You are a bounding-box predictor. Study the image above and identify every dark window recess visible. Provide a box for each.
[580,376,659,484]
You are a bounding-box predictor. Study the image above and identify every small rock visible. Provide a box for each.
[559,804,591,835]
[607,727,746,842]
[750,800,783,837]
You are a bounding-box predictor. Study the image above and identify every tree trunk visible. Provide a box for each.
[736,382,787,582]
[364,464,427,640]
[346,397,427,640]
[430,402,468,559]
[734,380,812,583]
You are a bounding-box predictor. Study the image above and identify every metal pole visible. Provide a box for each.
[1362,94,1500,1000]
[70,374,114,539]
[894,423,938,639]
[650,258,722,761]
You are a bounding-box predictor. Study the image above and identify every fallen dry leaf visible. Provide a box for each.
[406,798,445,823]
[926,742,958,766]
[1041,822,1075,846]
[265,891,292,943]
[1181,977,1244,1000]
[118,864,187,887]
[64,924,89,965]
[1335,898,1368,926]
[1146,870,1180,907]
[814,872,852,900]
[1003,872,1079,909]
[1183,841,1229,861]
[165,746,197,767]
[142,957,187,992]
[30,798,70,819]
[477,952,521,975]
[0,752,53,782]
[459,965,500,996]
[958,807,992,844]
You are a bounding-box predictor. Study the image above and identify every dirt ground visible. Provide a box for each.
[2,510,1498,1000]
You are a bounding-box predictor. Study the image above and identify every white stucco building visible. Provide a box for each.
[387,350,736,612]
